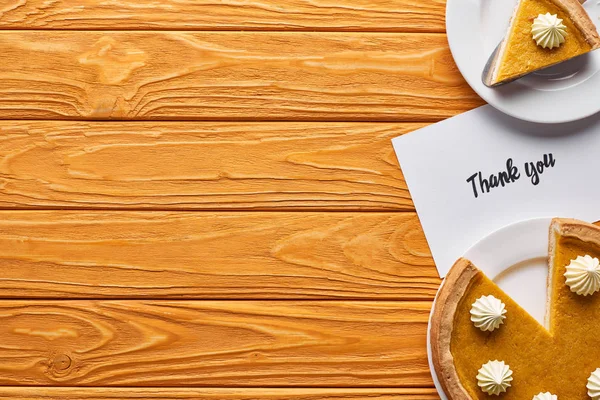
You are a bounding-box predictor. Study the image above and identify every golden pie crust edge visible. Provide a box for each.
[430,257,476,400]
[553,0,600,48]
[549,217,600,249]
[430,218,600,399]
[485,0,600,86]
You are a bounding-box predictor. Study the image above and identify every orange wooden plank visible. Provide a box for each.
[0,0,446,33]
[0,211,438,299]
[0,121,417,211]
[0,31,483,121]
[0,300,433,387]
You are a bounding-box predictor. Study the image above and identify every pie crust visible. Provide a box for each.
[430,258,479,399]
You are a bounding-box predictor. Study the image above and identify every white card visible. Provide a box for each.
[392,105,600,277]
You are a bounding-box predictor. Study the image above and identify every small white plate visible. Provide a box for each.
[426,217,553,399]
[446,0,600,123]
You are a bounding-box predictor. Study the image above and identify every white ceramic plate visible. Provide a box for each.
[426,217,553,399]
[446,0,600,123]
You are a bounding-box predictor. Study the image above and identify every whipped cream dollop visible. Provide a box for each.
[588,368,600,400]
[564,255,600,296]
[470,295,507,331]
[532,13,567,49]
[532,392,557,400]
[476,360,513,396]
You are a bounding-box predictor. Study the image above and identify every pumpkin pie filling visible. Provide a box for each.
[496,0,592,83]
[485,0,600,86]
[432,218,600,399]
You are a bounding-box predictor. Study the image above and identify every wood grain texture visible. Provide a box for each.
[0,121,417,211]
[0,300,432,386]
[0,388,440,399]
[0,211,438,299]
[0,31,482,121]
[0,0,446,32]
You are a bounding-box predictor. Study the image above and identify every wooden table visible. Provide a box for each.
[0,1,484,398]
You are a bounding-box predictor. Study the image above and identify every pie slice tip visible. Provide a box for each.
[484,0,600,87]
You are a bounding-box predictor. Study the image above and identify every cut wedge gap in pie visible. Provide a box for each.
[483,0,600,86]
[430,218,600,399]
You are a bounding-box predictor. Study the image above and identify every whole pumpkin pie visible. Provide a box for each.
[484,0,600,86]
[430,218,600,399]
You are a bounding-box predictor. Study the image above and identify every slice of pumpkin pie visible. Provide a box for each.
[431,218,600,399]
[484,0,600,86]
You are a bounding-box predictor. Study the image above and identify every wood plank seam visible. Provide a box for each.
[0,387,441,399]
